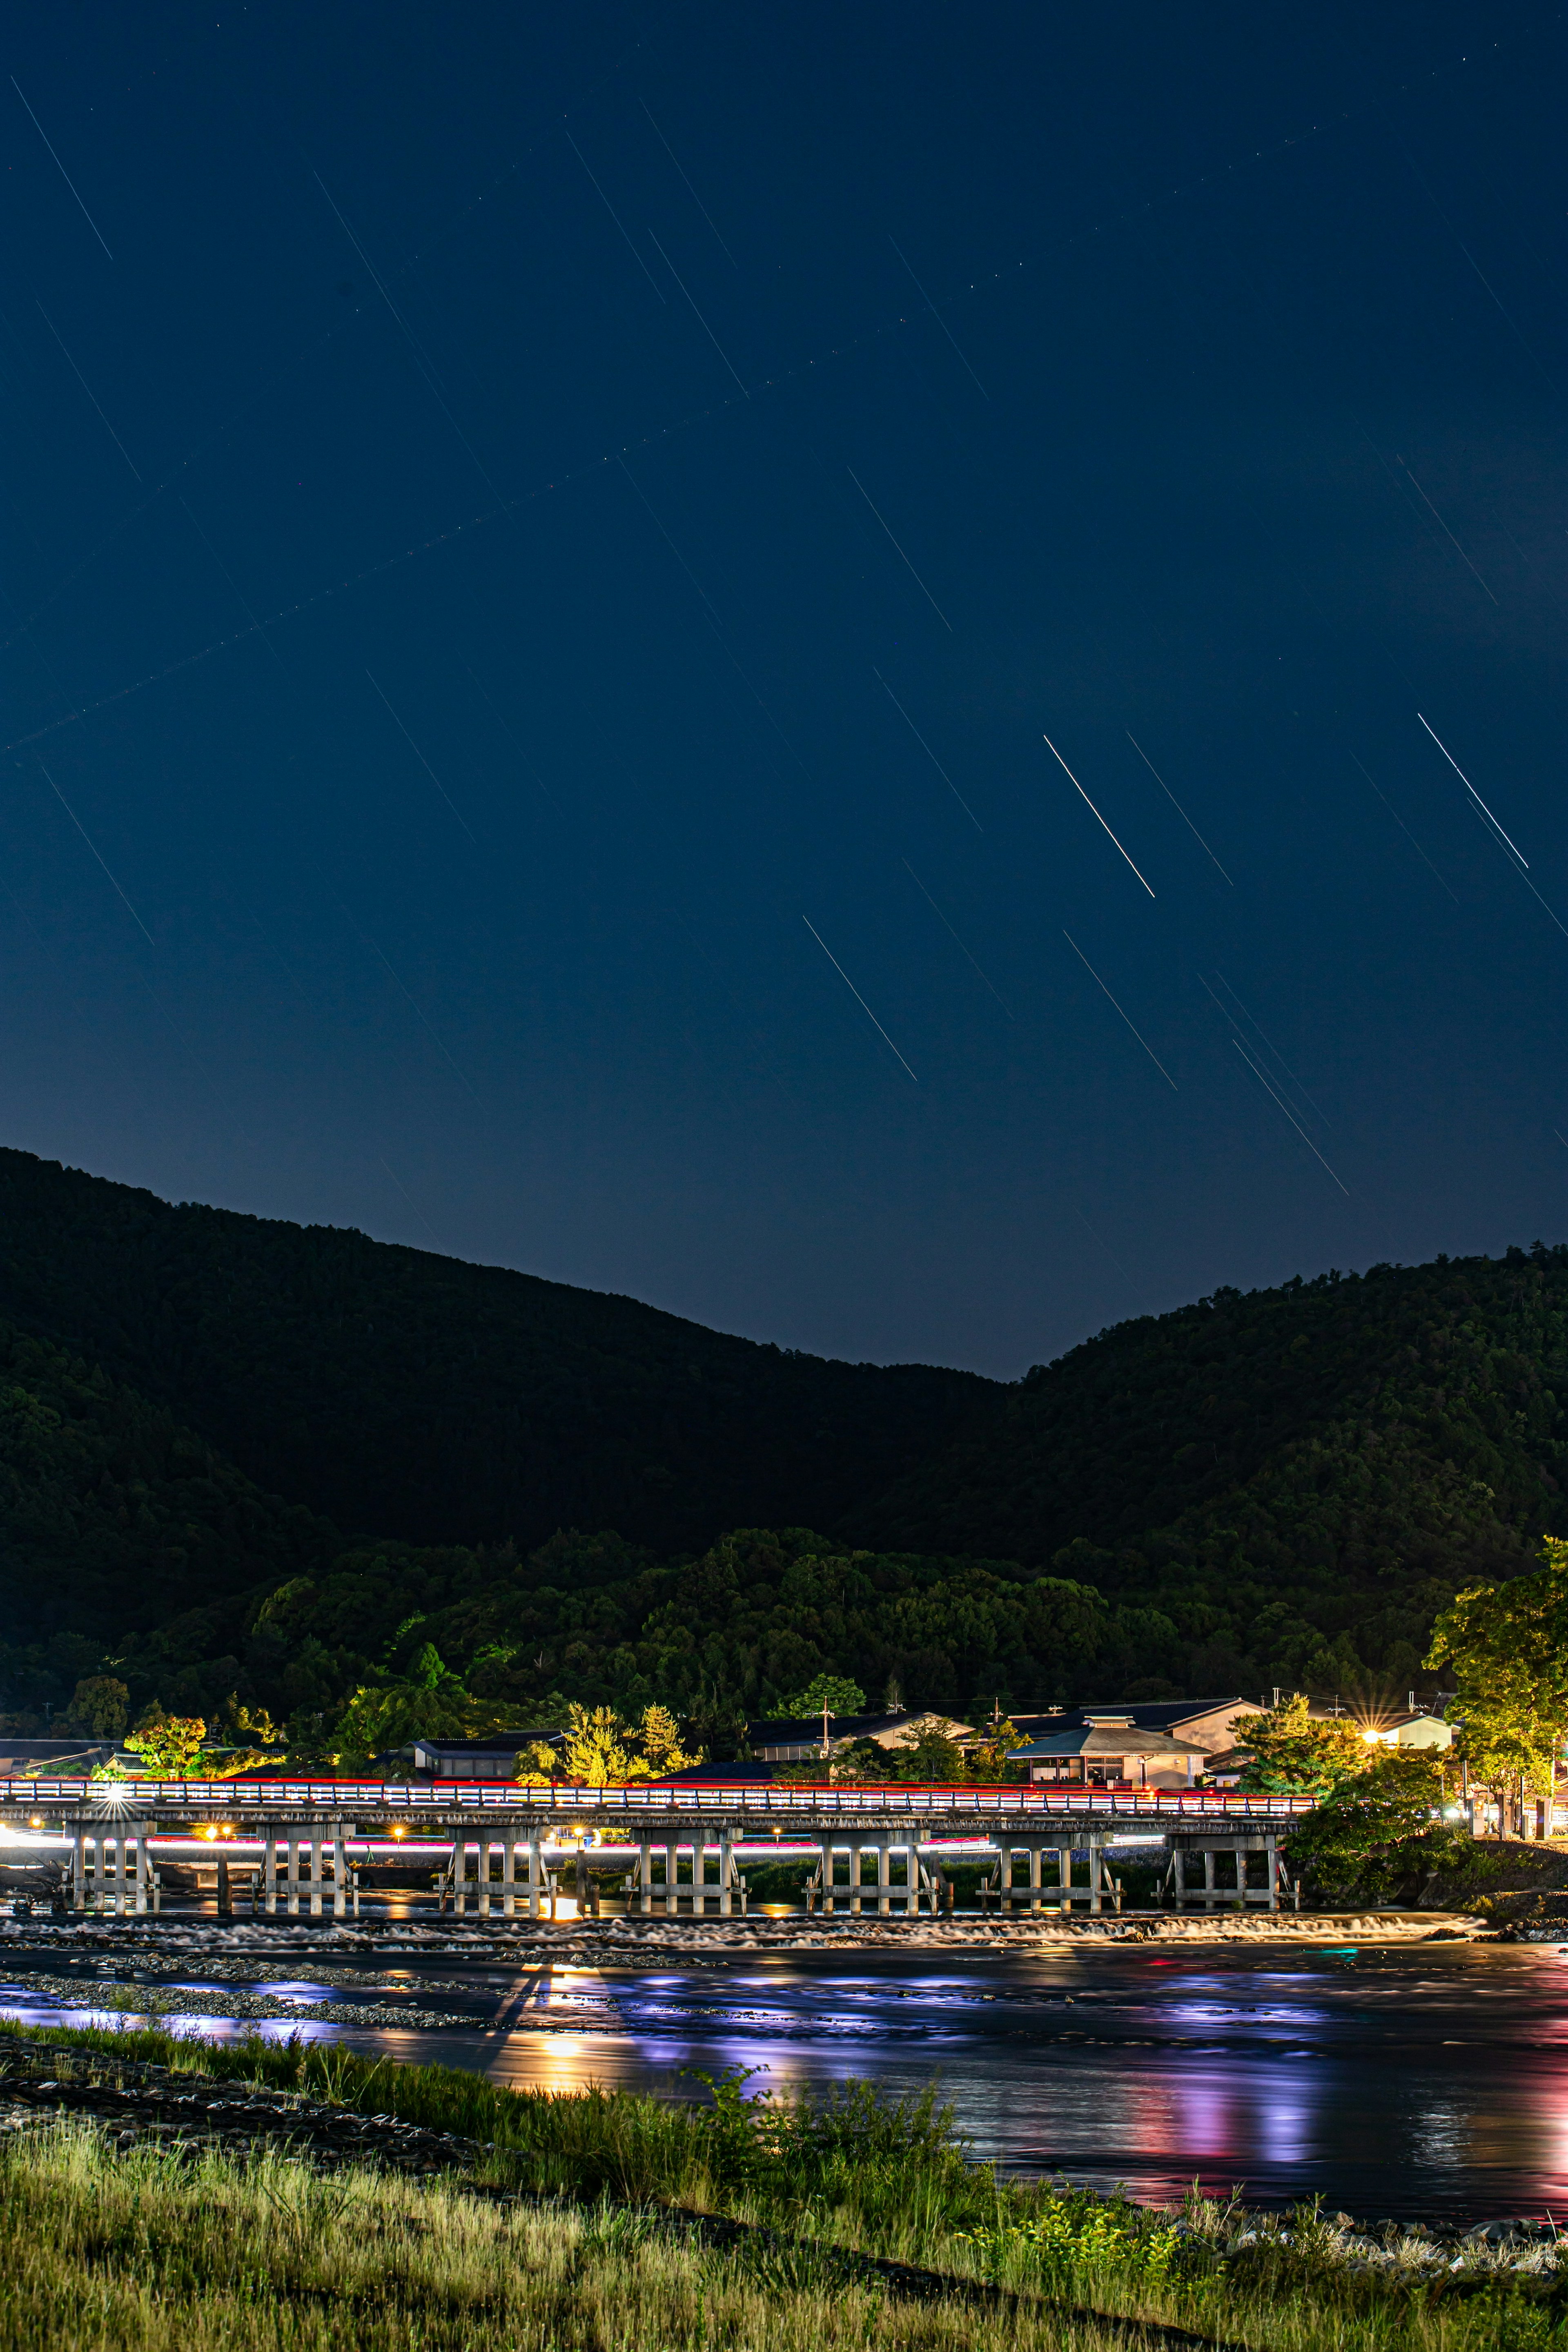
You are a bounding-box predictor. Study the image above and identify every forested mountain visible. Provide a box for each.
[849,1247,1568,1694]
[0,1318,329,1650]
[2,1145,1567,1743]
[0,1149,991,1555]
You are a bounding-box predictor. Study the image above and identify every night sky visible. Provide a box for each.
[4,3,1566,1379]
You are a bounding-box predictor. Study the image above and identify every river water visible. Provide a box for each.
[8,1939,1568,2221]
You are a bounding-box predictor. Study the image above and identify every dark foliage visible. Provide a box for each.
[849,1245,1568,1693]
[0,1319,328,1653]
[0,1148,992,1557]
[2,1148,1568,1733]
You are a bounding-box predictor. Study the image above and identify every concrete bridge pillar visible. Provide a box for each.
[71,1829,86,1912]
[528,1835,543,1920]
[308,1834,324,1919]
[638,1840,653,1915]
[719,1833,733,1918]
[134,1833,149,1917]
[1028,1844,1043,1913]
[501,1837,516,1919]
[331,1825,347,1921]
[665,1842,679,1918]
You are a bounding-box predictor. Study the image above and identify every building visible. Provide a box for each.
[409,1733,560,1778]
[1008,1713,1208,1789]
[0,1739,119,1776]
[748,1708,973,1764]
[1008,1697,1266,1758]
[1365,1710,1453,1752]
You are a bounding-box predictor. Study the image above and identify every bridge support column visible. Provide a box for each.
[693,1843,708,1919]
[285,1837,301,1918]
[639,1840,653,1915]
[1265,1834,1279,1913]
[849,1846,864,1916]
[331,1825,347,1921]
[719,1834,733,1918]
[501,1838,516,1918]
[1089,1843,1103,1916]
[820,1838,835,1914]
[665,1843,679,1918]
[115,1835,129,1918]
[528,1836,543,1920]
[998,1844,1013,1914]
[876,1842,891,1915]
[1029,1844,1043,1913]
[307,1835,323,1919]
[263,1835,277,1915]
[1203,1851,1216,1910]
[479,1839,493,1920]
[134,1834,148,1917]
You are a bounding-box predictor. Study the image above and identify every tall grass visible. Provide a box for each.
[4,2025,1563,2352]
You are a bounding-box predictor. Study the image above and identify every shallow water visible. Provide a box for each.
[9,1939,1568,2219]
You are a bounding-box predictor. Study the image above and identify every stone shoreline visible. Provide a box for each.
[0,1908,1486,1964]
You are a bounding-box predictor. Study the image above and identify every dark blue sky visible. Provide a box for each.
[4,2,1566,1377]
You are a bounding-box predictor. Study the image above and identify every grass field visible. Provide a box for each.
[1,2022,1563,2352]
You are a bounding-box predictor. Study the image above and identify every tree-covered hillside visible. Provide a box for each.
[0,1149,992,1556]
[92,1526,1174,1755]
[3,1143,1568,1740]
[847,1247,1568,1692]
[0,1319,328,1653]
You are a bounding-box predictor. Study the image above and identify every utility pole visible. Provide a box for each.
[821,1702,833,1761]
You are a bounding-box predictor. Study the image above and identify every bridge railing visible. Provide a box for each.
[0,1778,1314,1818]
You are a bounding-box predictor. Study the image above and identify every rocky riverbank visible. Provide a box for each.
[0,1908,1486,1970]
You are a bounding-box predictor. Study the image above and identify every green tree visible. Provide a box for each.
[1427,1537,1568,1832]
[967,1716,1024,1783]
[519,1700,701,1785]
[782,1673,866,1717]
[64,1675,129,1736]
[332,1643,505,1766]
[634,1703,700,1775]
[124,1714,209,1776]
[1285,1750,1460,1903]
[888,1723,967,1783]
[1233,1693,1370,1797]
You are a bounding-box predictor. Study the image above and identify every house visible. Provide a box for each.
[748,1708,973,1763]
[0,1739,118,1777]
[1365,1711,1453,1752]
[1007,1697,1266,1760]
[1008,1713,1208,1789]
[410,1733,560,1779]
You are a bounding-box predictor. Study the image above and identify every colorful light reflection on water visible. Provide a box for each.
[9,1943,1568,2216]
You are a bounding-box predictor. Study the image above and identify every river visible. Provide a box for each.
[7,1938,1568,2220]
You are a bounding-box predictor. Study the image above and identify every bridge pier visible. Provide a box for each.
[5,1785,1308,1930]
[1167,1831,1282,1912]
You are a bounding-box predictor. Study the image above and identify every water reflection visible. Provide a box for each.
[11,1944,1568,2215]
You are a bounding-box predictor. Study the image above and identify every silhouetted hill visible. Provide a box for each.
[4,1144,1567,1731]
[845,1247,1568,1692]
[0,1149,994,1559]
[0,1317,327,1648]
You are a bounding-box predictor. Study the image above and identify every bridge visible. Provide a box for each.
[0,1779,1314,1923]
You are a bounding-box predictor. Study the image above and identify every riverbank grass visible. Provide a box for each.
[3,2024,1565,2351]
